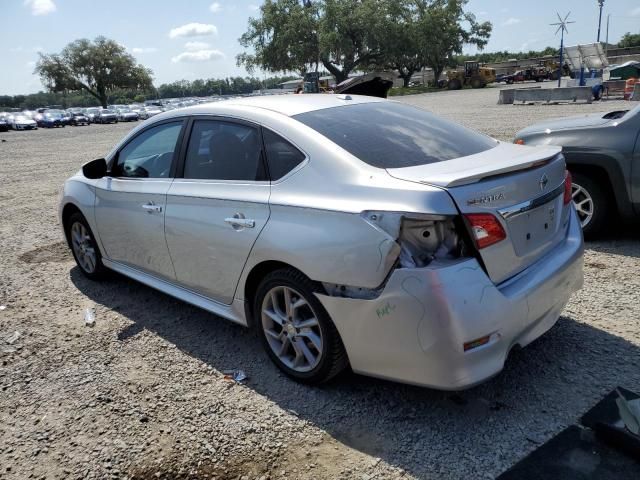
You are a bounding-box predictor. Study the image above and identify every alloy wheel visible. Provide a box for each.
[70,221,97,274]
[571,182,594,228]
[261,286,324,373]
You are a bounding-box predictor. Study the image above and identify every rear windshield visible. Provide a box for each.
[293,102,496,168]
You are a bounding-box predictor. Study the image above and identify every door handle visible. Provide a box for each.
[224,216,255,229]
[142,202,163,213]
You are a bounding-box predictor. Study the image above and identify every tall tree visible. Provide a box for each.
[416,0,491,86]
[318,0,387,83]
[35,37,153,108]
[380,0,426,87]
[238,0,389,83]
[237,0,320,76]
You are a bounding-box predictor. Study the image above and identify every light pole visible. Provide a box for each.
[597,0,605,43]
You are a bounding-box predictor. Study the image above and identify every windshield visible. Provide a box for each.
[86,108,99,114]
[119,108,131,112]
[45,112,62,118]
[294,102,497,168]
[102,109,114,114]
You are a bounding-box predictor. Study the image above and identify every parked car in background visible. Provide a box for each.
[37,111,65,128]
[84,107,101,123]
[10,113,38,130]
[505,70,526,84]
[138,105,163,120]
[0,113,10,132]
[116,107,139,122]
[69,112,90,126]
[514,104,640,236]
[60,95,583,389]
[95,109,118,124]
[61,111,72,125]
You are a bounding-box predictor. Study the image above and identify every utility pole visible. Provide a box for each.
[605,14,610,52]
[597,1,605,43]
[551,12,575,87]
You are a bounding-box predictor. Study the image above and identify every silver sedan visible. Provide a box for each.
[59,95,583,389]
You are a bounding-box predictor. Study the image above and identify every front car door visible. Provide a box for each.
[95,120,186,280]
[164,117,270,304]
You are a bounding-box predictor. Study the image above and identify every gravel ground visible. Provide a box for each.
[1,89,639,480]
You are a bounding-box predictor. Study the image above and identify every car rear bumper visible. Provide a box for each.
[316,207,584,390]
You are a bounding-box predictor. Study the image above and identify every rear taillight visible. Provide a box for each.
[563,170,572,205]
[464,213,506,249]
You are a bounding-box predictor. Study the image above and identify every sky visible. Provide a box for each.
[1,0,639,95]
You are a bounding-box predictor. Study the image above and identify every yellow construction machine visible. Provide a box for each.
[446,61,496,89]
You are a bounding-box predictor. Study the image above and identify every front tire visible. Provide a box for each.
[66,212,108,280]
[570,172,610,237]
[254,268,348,384]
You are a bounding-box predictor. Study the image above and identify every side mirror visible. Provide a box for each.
[82,158,108,179]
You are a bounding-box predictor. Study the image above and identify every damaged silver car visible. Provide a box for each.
[59,95,583,389]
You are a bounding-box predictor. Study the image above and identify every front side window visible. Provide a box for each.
[113,121,183,178]
[183,119,265,181]
[262,129,305,180]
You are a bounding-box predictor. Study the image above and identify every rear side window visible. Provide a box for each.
[183,120,266,181]
[263,129,305,180]
[294,102,496,168]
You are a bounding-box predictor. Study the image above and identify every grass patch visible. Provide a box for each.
[388,85,441,96]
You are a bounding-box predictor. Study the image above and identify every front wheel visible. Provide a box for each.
[570,172,610,237]
[254,269,348,384]
[66,212,108,280]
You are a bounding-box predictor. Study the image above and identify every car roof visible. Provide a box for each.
[172,94,385,118]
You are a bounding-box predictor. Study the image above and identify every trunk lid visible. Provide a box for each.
[387,143,570,284]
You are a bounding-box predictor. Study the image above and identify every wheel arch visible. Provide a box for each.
[61,203,83,248]
[566,160,633,219]
[242,260,325,328]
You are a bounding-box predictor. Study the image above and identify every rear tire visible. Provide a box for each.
[570,172,610,238]
[66,212,108,280]
[254,268,348,384]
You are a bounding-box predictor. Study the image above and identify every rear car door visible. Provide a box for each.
[94,120,186,280]
[164,117,270,304]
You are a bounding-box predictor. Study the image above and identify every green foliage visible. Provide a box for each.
[237,0,493,86]
[618,32,640,49]
[388,84,441,96]
[380,0,492,87]
[417,0,492,86]
[0,75,299,110]
[319,0,388,82]
[238,0,320,75]
[35,36,154,108]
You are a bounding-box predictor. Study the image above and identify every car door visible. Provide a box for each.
[164,117,270,304]
[94,119,186,280]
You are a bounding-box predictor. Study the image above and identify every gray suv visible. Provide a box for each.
[515,104,640,236]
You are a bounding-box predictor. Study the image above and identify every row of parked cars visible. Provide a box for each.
[0,104,169,132]
[0,96,267,133]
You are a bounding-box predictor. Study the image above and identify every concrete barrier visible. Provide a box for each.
[513,86,592,104]
[497,86,542,105]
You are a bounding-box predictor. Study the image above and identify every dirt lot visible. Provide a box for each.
[1,88,639,480]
